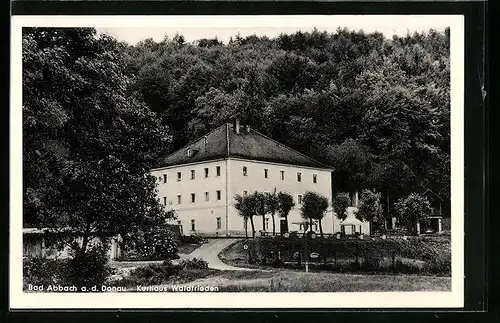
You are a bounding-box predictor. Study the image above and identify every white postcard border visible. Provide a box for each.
[10,14,464,309]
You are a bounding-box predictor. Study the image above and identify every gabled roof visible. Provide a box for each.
[340,207,364,225]
[157,123,331,170]
[422,189,444,201]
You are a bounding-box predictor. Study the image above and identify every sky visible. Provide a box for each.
[97,25,447,45]
[94,16,450,45]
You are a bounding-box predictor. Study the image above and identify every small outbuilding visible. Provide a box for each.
[338,207,371,235]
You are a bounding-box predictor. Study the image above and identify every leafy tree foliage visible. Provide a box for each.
[234,193,257,238]
[356,189,383,233]
[277,191,295,233]
[23,28,173,255]
[300,191,329,237]
[264,189,280,236]
[124,28,450,217]
[393,193,433,235]
[333,192,351,221]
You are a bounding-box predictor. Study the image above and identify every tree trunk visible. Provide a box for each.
[245,218,248,238]
[262,215,266,234]
[284,216,289,233]
[80,233,89,256]
[79,221,92,256]
[250,217,256,238]
[271,213,276,236]
[319,219,324,238]
[309,218,313,232]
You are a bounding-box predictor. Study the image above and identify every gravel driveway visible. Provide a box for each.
[184,238,254,271]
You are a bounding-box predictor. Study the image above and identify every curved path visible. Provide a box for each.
[183,238,254,271]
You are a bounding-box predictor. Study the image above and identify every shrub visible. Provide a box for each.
[121,258,213,286]
[179,258,209,270]
[248,236,451,275]
[180,235,205,244]
[23,257,69,287]
[122,235,179,261]
[127,260,180,285]
[67,245,114,287]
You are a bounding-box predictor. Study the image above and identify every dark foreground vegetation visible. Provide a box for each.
[220,235,451,276]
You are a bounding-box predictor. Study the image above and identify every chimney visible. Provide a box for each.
[234,118,240,134]
[245,125,250,133]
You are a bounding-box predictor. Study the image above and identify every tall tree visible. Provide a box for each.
[23,28,173,256]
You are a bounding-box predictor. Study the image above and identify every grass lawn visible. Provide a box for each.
[114,268,451,292]
[210,269,451,292]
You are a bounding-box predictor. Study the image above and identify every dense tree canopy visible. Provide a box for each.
[23,26,451,243]
[23,28,173,253]
[124,27,450,217]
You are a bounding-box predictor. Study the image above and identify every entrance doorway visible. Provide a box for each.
[280,219,288,234]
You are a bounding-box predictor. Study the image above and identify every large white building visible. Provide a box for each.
[150,120,369,237]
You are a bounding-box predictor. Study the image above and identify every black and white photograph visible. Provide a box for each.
[10,15,464,308]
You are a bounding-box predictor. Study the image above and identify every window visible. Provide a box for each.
[216,166,221,176]
[177,194,182,204]
[216,190,221,200]
[191,193,196,203]
[280,170,285,180]
[204,167,209,178]
[177,172,181,181]
[191,170,195,180]
[265,218,269,230]
[243,190,248,197]
[205,191,210,201]
[297,172,302,182]
[191,219,195,231]
[243,166,247,176]
[298,194,303,205]
[187,148,193,158]
[163,174,167,183]
[163,197,167,206]
[216,217,222,230]
[264,169,269,178]
[313,174,317,183]
[314,222,318,231]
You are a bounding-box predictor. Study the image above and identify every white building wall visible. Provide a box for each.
[151,158,340,236]
[227,158,335,235]
[150,160,228,236]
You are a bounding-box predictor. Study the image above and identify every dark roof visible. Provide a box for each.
[157,123,331,170]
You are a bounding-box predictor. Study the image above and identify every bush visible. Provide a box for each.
[249,236,451,275]
[67,245,114,287]
[179,258,209,270]
[120,258,212,286]
[126,260,180,285]
[180,235,206,244]
[23,257,69,287]
[122,234,179,261]
[23,245,114,289]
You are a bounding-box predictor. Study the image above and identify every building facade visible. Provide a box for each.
[150,121,365,237]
